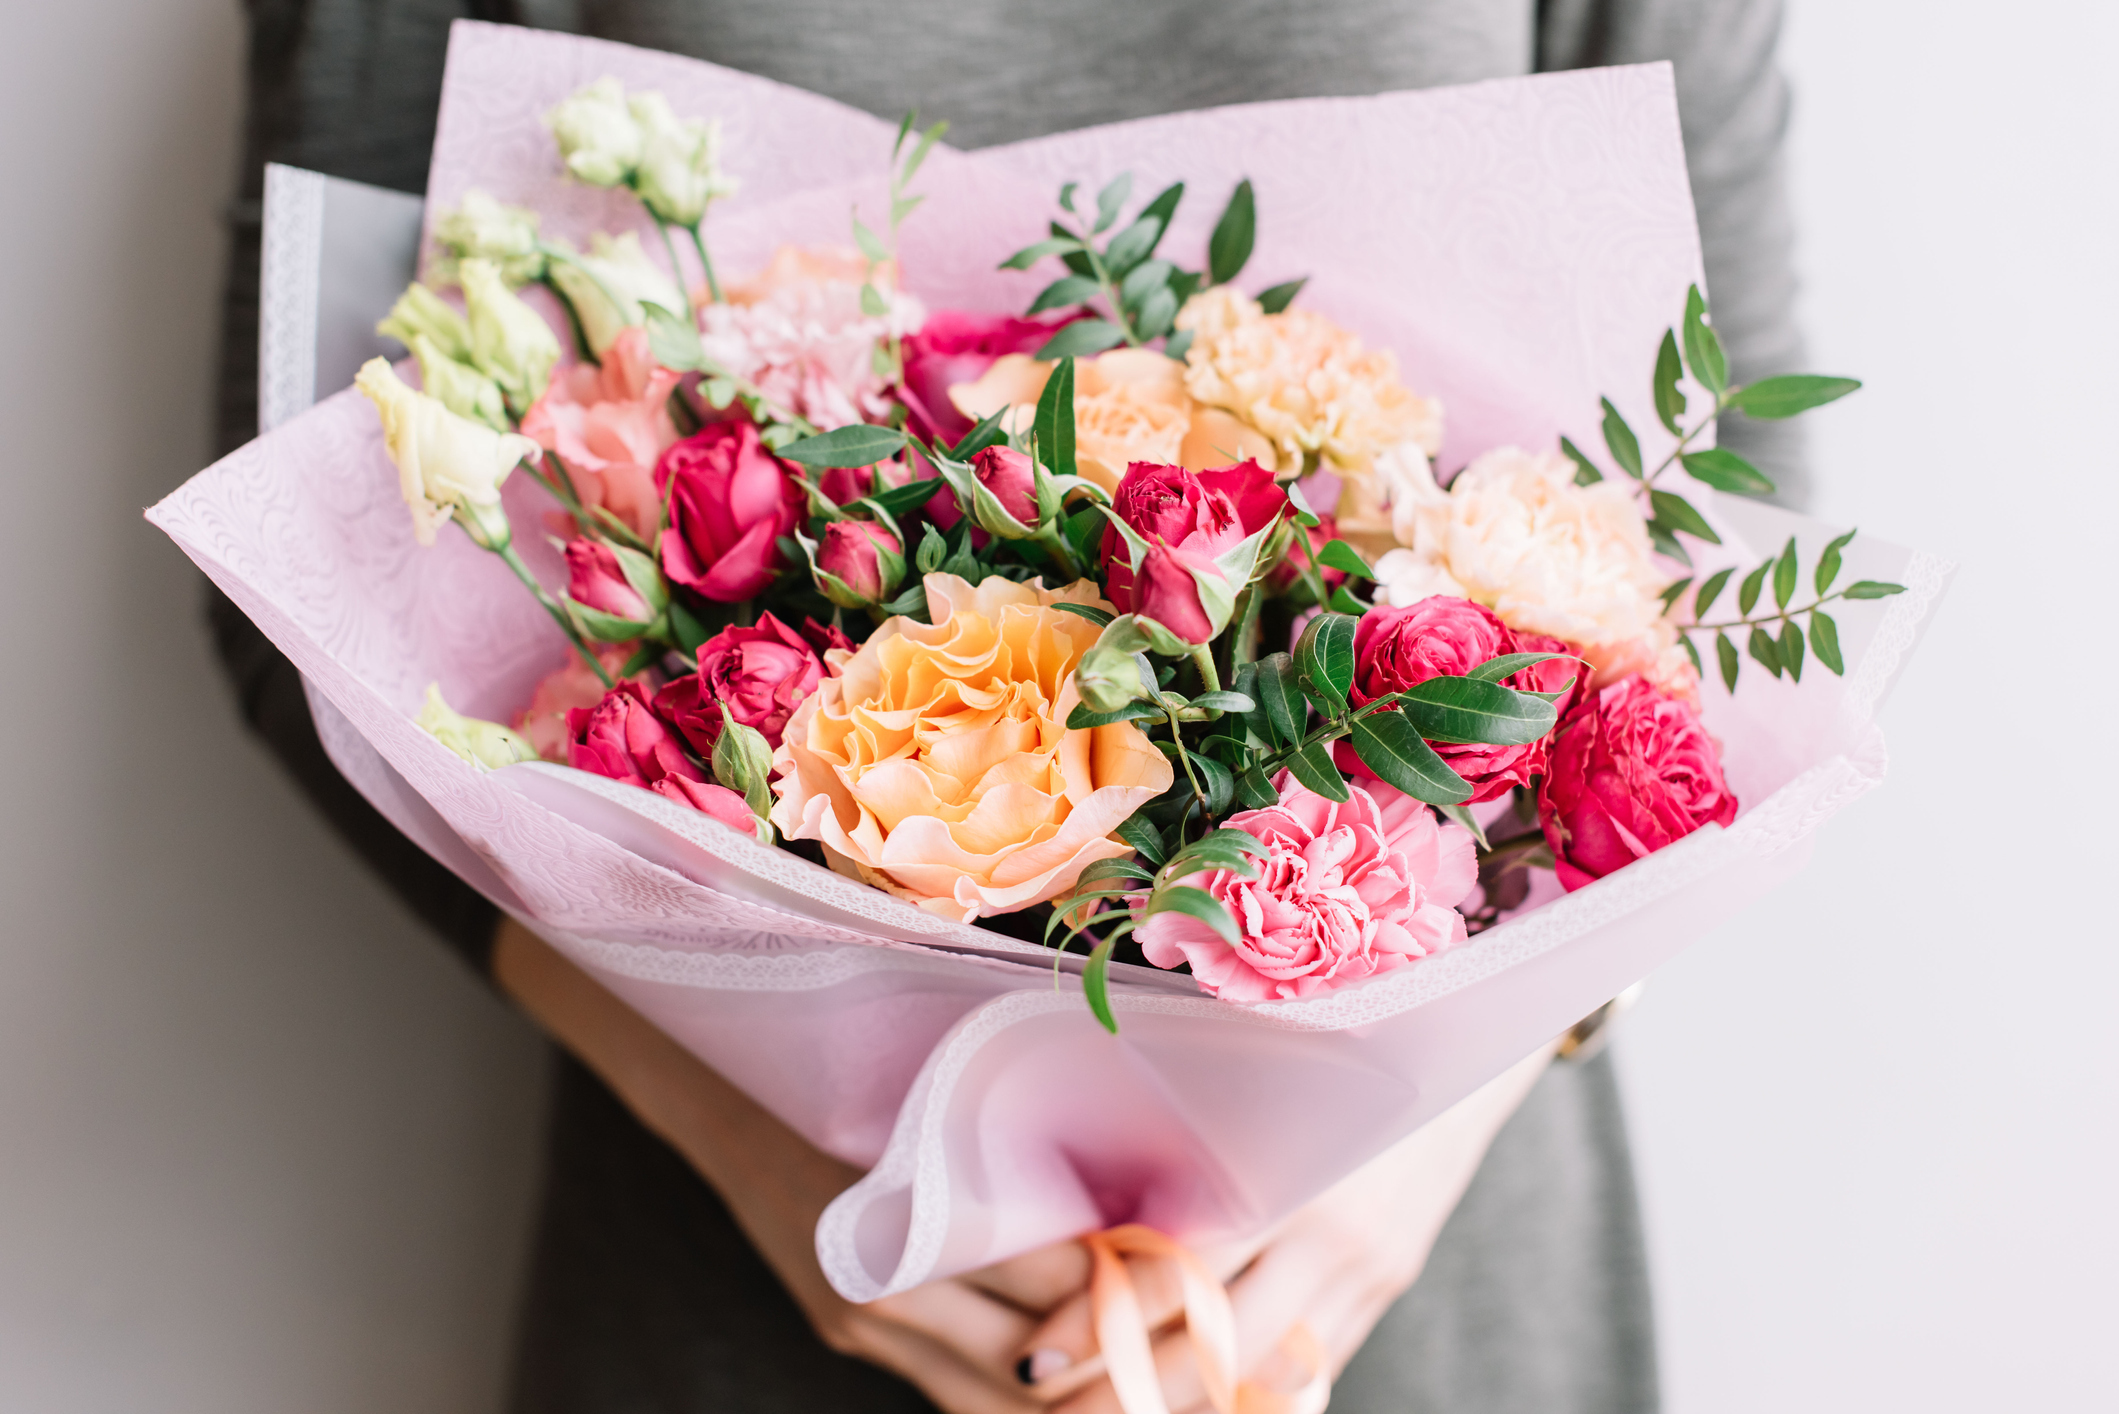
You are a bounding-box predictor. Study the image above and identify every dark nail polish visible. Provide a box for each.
[1016,1355,1036,1385]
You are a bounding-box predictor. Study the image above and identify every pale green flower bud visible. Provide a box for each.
[460,258,561,416]
[354,358,539,547]
[431,190,545,286]
[377,282,472,364]
[407,332,508,432]
[417,684,537,770]
[545,77,642,188]
[629,92,739,227]
[1074,643,1154,714]
[545,232,685,356]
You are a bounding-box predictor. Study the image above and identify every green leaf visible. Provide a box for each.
[1034,355,1078,481]
[1188,751,1234,815]
[1715,630,1739,692]
[1052,601,1114,627]
[1118,258,1175,308]
[1773,536,1799,610]
[1058,181,1078,214]
[1435,800,1490,850]
[1780,617,1805,681]
[1659,576,1694,613]
[1680,448,1776,496]
[901,120,946,185]
[1680,284,1728,395]
[1600,398,1643,478]
[1652,329,1687,434]
[1816,528,1856,595]
[1680,634,1702,675]
[1295,612,1356,712]
[1163,329,1195,361]
[1727,375,1862,419]
[1135,285,1180,341]
[1328,584,1369,616]
[1348,711,1473,806]
[1116,812,1167,867]
[1842,580,1906,599]
[1255,653,1302,746]
[1230,663,1267,743]
[1000,235,1082,271]
[852,216,890,263]
[1693,566,1734,618]
[1028,274,1101,314]
[1035,320,1127,361]
[1466,652,1569,683]
[1207,179,1256,286]
[1648,521,1692,567]
[1234,765,1277,809]
[1093,172,1133,234]
[1075,857,1155,889]
[1138,181,1185,235]
[1649,489,1722,545]
[1105,216,1162,275]
[1560,435,1603,486]
[1284,739,1350,802]
[1190,690,1257,714]
[568,599,654,642]
[1144,884,1239,945]
[1396,676,1559,746]
[1067,701,1165,729]
[1257,278,1307,314]
[1316,539,1373,579]
[892,109,916,159]
[1809,611,1844,675]
[1738,562,1770,616]
[1748,625,1783,678]
[670,599,713,654]
[1166,828,1267,871]
[866,475,948,518]
[780,424,908,469]
[1083,936,1120,1034]
[641,301,704,371]
[859,282,889,317]
[1054,222,1095,277]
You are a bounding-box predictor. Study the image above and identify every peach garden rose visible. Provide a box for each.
[769,573,1173,920]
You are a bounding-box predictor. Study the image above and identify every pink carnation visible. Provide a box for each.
[521,326,682,540]
[1138,773,1477,1002]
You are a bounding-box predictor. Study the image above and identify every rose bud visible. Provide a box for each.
[1074,642,1154,714]
[653,612,826,752]
[656,420,805,603]
[819,462,874,507]
[1337,596,1573,802]
[816,519,904,604]
[1100,462,1252,612]
[564,538,654,625]
[1537,675,1738,891]
[971,444,1040,527]
[566,681,705,792]
[1134,541,1224,645]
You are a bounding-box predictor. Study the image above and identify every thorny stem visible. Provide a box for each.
[1187,644,1222,697]
[1163,701,1210,817]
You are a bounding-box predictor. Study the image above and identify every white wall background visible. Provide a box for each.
[0,2,2111,1411]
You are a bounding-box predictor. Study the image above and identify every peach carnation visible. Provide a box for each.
[520,326,680,541]
[1175,286,1442,475]
[769,573,1173,921]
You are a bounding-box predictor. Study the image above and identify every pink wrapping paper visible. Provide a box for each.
[149,22,1951,1301]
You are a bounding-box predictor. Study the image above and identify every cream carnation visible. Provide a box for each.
[1373,446,1689,689]
[769,573,1172,921]
[1176,286,1442,474]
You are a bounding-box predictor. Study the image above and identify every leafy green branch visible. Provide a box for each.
[852,112,948,382]
[1665,529,1905,690]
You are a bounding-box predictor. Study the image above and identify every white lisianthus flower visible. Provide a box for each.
[354,358,539,548]
[629,92,738,226]
[545,77,644,187]
[546,231,685,356]
[1375,446,1685,686]
[377,282,473,364]
[417,684,537,769]
[407,332,508,431]
[460,258,561,415]
[431,190,545,286]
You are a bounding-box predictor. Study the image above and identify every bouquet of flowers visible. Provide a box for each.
[152,21,1947,1361]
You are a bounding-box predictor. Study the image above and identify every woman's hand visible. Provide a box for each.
[493,919,1084,1414]
[1012,1049,1554,1413]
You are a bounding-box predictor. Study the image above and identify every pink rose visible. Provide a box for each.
[653,612,826,753]
[1133,541,1223,644]
[522,327,682,541]
[563,538,652,622]
[820,463,873,506]
[1098,461,1251,614]
[566,680,704,790]
[972,444,1039,525]
[899,310,1063,445]
[514,645,638,762]
[656,420,805,603]
[1537,675,1738,891]
[1138,772,1477,1001]
[818,520,900,602]
[1339,597,1584,803]
[653,776,762,837]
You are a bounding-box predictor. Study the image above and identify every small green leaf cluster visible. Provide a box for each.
[1669,530,1906,691]
[1001,175,1301,360]
[1564,284,1863,568]
[851,113,949,379]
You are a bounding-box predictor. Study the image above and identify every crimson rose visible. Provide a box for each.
[1099,459,1284,613]
[653,612,827,753]
[897,310,1061,445]
[656,420,804,602]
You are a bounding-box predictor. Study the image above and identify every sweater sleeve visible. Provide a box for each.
[1538,0,1813,508]
[206,0,505,977]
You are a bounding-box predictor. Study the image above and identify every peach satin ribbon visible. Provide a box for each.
[1084,1225,1331,1414]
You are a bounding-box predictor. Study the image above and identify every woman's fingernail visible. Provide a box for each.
[1018,1349,1071,1384]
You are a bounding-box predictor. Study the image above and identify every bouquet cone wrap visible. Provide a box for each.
[150,23,1951,1301]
